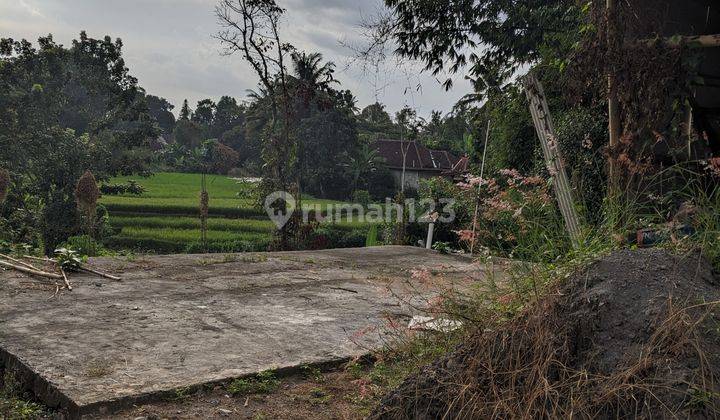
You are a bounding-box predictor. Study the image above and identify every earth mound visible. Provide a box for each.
[372,249,720,419]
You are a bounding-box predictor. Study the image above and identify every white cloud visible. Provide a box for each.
[0,0,469,118]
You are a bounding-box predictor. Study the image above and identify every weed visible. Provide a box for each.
[227,370,279,396]
[344,360,365,379]
[308,388,330,405]
[300,364,324,383]
[84,361,112,378]
[0,371,46,419]
[165,386,192,402]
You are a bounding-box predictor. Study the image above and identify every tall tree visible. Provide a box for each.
[216,0,297,249]
[367,0,580,98]
[192,99,216,129]
[0,32,158,251]
[145,94,176,135]
[213,95,244,138]
[179,99,192,120]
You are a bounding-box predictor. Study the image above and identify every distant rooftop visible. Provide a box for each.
[372,139,466,173]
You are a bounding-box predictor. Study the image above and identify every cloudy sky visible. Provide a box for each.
[1,0,468,118]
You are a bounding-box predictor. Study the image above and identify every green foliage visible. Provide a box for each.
[365,224,379,247]
[227,370,280,396]
[384,0,582,96]
[352,190,372,207]
[179,99,191,120]
[432,241,451,254]
[0,32,159,252]
[172,119,205,150]
[144,94,176,135]
[62,235,104,257]
[54,247,84,271]
[99,180,145,196]
[554,106,608,225]
[1,371,46,420]
[0,168,8,204]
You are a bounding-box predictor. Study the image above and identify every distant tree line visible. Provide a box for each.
[0,31,483,253]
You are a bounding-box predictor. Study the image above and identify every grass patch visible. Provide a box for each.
[100,172,374,253]
[1,371,47,419]
[227,370,280,396]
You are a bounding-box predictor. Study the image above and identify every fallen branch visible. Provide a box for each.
[24,255,121,281]
[22,255,53,263]
[78,266,121,281]
[60,267,72,291]
[0,259,62,280]
[0,253,46,272]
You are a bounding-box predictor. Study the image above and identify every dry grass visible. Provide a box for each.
[373,295,720,420]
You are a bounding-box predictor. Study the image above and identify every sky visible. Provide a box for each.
[1,0,468,119]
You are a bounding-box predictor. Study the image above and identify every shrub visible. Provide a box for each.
[100,180,145,196]
[209,142,240,175]
[352,190,372,207]
[62,235,104,257]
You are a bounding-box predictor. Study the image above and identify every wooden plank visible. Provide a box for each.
[523,73,583,248]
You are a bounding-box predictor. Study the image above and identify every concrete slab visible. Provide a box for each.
[0,246,496,417]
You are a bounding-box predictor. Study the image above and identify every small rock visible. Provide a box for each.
[132,306,140,310]
[218,408,233,416]
[95,283,102,287]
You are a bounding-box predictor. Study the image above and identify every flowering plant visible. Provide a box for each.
[454,169,558,256]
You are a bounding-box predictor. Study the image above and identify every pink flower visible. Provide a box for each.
[453,230,476,244]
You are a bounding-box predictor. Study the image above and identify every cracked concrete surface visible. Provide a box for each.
[0,246,496,416]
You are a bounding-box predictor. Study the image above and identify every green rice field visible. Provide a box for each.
[100,172,372,253]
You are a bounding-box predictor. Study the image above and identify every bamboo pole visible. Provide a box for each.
[635,34,720,49]
[0,260,62,279]
[524,73,582,248]
[78,266,121,281]
[23,255,121,281]
[60,267,72,291]
[0,253,44,271]
[607,0,621,195]
[470,120,491,255]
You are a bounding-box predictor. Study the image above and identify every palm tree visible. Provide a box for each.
[291,51,337,93]
[344,143,384,192]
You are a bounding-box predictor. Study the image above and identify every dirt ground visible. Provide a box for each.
[94,369,370,420]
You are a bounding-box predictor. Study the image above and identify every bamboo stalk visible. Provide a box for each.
[0,259,62,279]
[24,254,121,281]
[23,255,53,263]
[78,266,121,281]
[60,267,72,291]
[470,120,491,255]
[635,34,720,49]
[0,253,45,272]
[607,0,621,195]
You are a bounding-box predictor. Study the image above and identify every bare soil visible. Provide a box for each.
[91,370,369,420]
[371,249,720,419]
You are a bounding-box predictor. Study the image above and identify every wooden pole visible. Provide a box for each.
[607,0,621,196]
[635,34,720,49]
[470,120,491,255]
[524,73,583,248]
[0,260,62,280]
